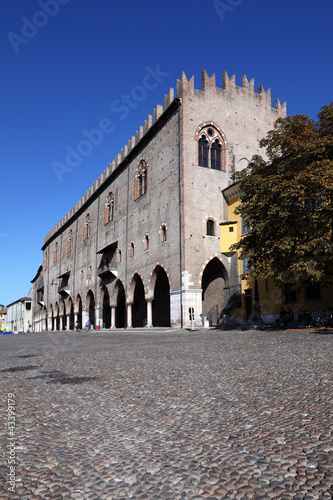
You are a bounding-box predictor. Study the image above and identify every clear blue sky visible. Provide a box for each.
[1,0,332,306]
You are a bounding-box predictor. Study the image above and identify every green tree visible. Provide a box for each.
[232,102,333,289]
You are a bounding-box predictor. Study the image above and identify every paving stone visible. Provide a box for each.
[0,328,332,498]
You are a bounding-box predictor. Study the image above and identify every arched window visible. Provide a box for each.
[67,229,73,253]
[54,243,58,263]
[129,242,135,258]
[198,137,209,167]
[88,265,92,277]
[196,124,227,171]
[83,214,91,241]
[118,249,122,263]
[211,139,222,170]
[160,224,167,244]
[134,159,148,200]
[144,234,149,252]
[104,192,114,224]
[206,219,215,236]
[44,251,48,271]
[80,269,84,280]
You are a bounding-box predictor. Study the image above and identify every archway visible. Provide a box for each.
[152,266,170,327]
[54,302,60,330]
[114,280,126,328]
[202,257,228,326]
[75,294,82,328]
[101,286,111,329]
[86,290,95,326]
[60,300,66,330]
[130,274,147,328]
[42,306,47,332]
[68,298,74,330]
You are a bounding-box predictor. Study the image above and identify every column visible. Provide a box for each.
[111,307,116,329]
[147,300,153,328]
[95,306,100,329]
[127,303,132,328]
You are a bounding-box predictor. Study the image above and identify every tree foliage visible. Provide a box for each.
[232,102,333,289]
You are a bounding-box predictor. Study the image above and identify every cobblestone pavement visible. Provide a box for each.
[0,328,332,499]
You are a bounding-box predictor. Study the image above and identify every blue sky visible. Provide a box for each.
[1,0,332,306]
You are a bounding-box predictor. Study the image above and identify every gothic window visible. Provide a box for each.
[206,219,215,236]
[80,269,84,280]
[129,242,135,258]
[134,159,148,200]
[104,192,114,224]
[83,213,91,241]
[88,265,92,277]
[54,243,58,263]
[67,229,73,253]
[118,249,122,263]
[211,139,222,169]
[198,137,209,167]
[196,124,227,171]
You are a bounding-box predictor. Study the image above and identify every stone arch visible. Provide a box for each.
[194,121,227,144]
[59,299,66,330]
[149,265,171,327]
[100,285,111,329]
[67,297,75,330]
[75,294,83,328]
[86,290,95,326]
[129,273,147,328]
[54,301,60,331]
[112,279,126,328]
[128,271,145,303]
[200,256,229,326]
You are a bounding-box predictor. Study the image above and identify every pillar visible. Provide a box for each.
[127,303,132,328]
[111,307,116,329]
[147,300,153,328]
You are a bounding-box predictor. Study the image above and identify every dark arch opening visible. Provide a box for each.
[77,296,82,328]
[132,277,147,328]
[202,257,227,326]
[102,287,111,329]
[115,282,126,328]
[87,291,95,326]
[69,301,74,330]
[152,267,170,327]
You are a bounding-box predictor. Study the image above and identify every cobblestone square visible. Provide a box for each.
[0,328,332,499]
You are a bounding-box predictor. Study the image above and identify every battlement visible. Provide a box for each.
[177,69,287,113]
[43,69,286,246]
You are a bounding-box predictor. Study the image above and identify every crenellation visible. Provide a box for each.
[154,104,164,123]
[164,87,174,109]
[201,70,216,92]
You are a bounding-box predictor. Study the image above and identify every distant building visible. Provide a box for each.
[6,297,32,332]
[32,69,286,331]
[0,307,7,330]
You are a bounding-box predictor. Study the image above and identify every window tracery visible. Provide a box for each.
[196,124,226,171]
[134,159,148,200]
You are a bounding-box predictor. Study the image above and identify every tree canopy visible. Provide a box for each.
[232,102,333,289]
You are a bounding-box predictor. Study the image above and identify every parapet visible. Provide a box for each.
[176,69,287,114]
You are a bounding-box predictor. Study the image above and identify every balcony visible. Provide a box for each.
[97,262,118,279]
[58,272,70,297]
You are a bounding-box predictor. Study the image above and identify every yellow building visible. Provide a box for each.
[220,183,333,326]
